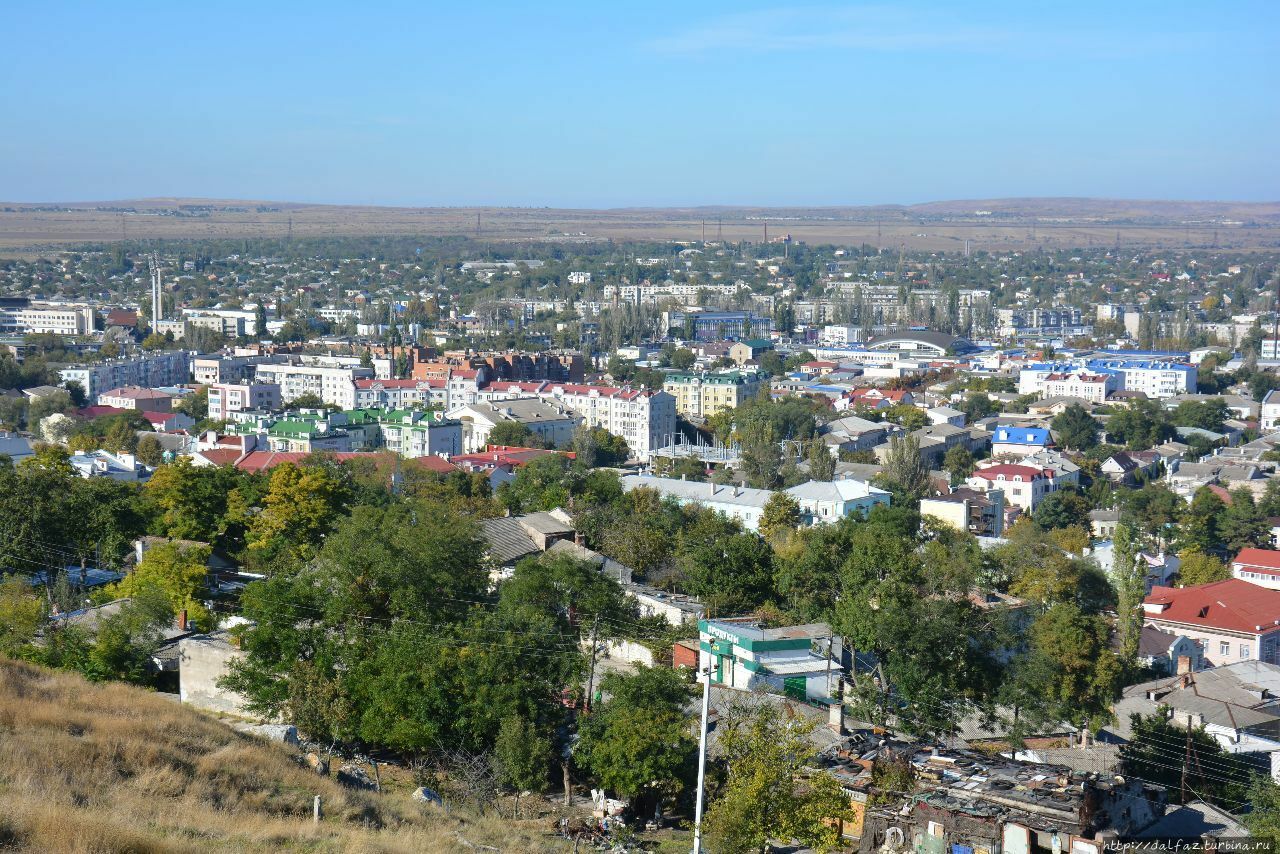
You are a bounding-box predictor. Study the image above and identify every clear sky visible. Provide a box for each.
[2,1,1276,207]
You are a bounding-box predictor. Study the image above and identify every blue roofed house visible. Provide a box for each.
[991,425,1052,458]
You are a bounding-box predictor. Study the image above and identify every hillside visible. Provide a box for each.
[0,657,566,853]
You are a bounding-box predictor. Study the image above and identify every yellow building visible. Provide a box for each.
[662,370,764,420]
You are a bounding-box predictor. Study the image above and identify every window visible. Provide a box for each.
[1220,642,1230,657]
[1241,645,1251,659]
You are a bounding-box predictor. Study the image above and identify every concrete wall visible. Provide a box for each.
[178,635,255,718]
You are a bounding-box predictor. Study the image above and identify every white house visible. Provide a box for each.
[619,474,773,531]
[785,478,890,524]
[698,619,837,702]
[966,463,1057,512]
[445,398,581,453]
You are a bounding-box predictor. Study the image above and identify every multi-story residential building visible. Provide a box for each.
[0,298,97,336]
[965,463,1060,512]
[181,306,262,335]
[1018,359,1195,399]
[1231,547,1280,590]
[538,383,675,461]
[207,383,282,421]
[1035,370,1117,403]
[252,362,372,409]
[60,351,190,398]
[1143,579,1280,666]
[663,371,765,420]
[921,488,1006,537]
[1262,389,1280,431]
[354,378,445,410]
[192,354,266,385]
[374,412,463,459]
[445,399,581,453]
[662,309,772,342]
[995,307,1090,338]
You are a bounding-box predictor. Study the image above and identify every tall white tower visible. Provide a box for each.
[150,252,163,325]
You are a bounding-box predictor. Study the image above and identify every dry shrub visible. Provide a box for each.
[0,656,571,852]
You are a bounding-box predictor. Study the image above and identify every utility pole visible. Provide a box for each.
[584,616,600,712]
[1181,722,1191,803]
[692,665,712,854]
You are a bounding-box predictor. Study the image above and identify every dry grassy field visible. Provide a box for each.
[2,197,1278,253]
[0,657,569,853]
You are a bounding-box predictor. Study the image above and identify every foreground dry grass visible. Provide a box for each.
[0,657,567,853]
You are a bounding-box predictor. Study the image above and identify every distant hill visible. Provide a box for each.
[0,657,563,853]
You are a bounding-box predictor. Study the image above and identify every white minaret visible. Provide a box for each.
[150,252,163,325]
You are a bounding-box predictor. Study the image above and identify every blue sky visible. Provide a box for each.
[2,1,1276,206]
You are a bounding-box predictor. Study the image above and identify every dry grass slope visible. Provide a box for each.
[0,657,566,853]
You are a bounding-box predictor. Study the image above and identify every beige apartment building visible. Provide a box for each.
[662,371,764,420]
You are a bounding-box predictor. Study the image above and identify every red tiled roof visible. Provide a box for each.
[450,445,574,469]
[196,448,242,467]
[77,405,129,418]
[355,378,440,390]
[972,464,1050,480]
[1233,548,1280,574]
[1144,579,1280,635]
[234,450,374,473]
[409,455,458,474]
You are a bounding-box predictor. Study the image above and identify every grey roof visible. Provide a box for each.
[620,474,773,510]
[481,516,547,565]
[0,432,34,460]
[1137,625,1179,658]
[785,478,888,503]
[824,414,889,436]
[866,330,969,351]
[1134,801,1249,839]
[455,398,579,425]
[1089,509,1121,522]
[1119,661,1280,733]
[546,539,632,584]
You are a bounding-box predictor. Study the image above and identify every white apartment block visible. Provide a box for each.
[1018,360,1195,400]
[253,363,372,410]
[480,381,675,460]
[0,302,96,336]
[208,383,283,420]
[355,378,446,410]
[1031,370,1117,403]
[60,351,190,398]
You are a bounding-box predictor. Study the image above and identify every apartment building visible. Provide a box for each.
[965,463,1060,512]
[60,351,190,398]
[1019,359,1195,400]
[207,383,282,420]
[445,399,581,453]
[0,299,96,336]
[1143,579,1280,666]
[252,362,373,409]
[662,371,765,420]
[192,354,266,385]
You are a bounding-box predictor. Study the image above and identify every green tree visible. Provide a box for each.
[1176,488,1227,553]
[1033,489,1091,532]
[675,511,774,615]
[1219,487,1269,553]
[1177,548,1229,586]
[576,666,696,816]
[1244,775,1280,844]
[1051,404,1100,451]
[704,701,850,853]
[0,576,44,658]
[1026,602,1122,729]
[878,434,929,501]
[1112,522,1145,669]
[135,433,165,466]
[960,392,997,422]
[670,348,696,371]
[942,445,975,485]
[108,542,212,630]
[1171,398,1231,433]
[882,403,927,431]
[759,491,801,543]
[494,713,551,817]
[1121,711,1250,806]
[248,461,351,560]
[27,389,73,426]
[738,422,782,489]
[487,420,537,447]
[807,437,835,481]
